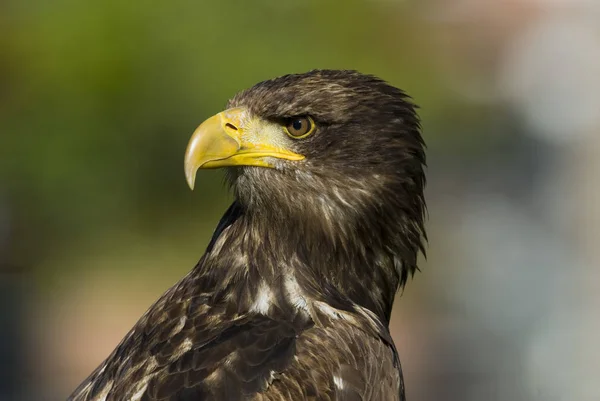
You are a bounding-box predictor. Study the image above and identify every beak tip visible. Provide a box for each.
[185,166,197,191]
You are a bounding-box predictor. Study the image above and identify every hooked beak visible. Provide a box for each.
[184,107,304,190]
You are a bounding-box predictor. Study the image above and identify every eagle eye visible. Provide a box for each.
[284,116,315,138]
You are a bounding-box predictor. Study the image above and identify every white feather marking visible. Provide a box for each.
[173,337,193,359]
[315,302,342,320]
[284,275,308,311]
[224,351,239,366]
[171,316,186,335]
[250,282,273,314]
[333,375,345,390]
[353,303,380,329]
[235,253,248,266]
[267,370,277,384]
[333,187,354,209]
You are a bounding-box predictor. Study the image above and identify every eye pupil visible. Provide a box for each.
[292,119,303,131]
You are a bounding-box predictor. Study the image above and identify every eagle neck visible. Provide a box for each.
[198,201,407,325]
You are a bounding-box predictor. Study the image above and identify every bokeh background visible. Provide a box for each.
[2,0,599,400]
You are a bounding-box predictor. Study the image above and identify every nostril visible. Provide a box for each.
[225,123,238,131]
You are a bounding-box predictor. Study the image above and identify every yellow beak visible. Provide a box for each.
[184,107,304,190]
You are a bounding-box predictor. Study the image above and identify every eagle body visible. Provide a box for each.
[68,70,426,401]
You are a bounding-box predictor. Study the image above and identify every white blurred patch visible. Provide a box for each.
[499,4,600,143]
[527,307,600,401]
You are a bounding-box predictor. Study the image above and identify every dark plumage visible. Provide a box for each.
[68,70,426,401]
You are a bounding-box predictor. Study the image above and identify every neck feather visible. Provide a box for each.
[194,189,421,324]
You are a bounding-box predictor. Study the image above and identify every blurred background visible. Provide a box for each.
[1,0,599,400]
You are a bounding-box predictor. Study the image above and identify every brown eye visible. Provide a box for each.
[284,116,315,138]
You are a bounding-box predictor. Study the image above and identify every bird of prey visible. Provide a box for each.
[68,70,426,401]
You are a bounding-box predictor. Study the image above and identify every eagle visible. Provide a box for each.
[67,70,426,401]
